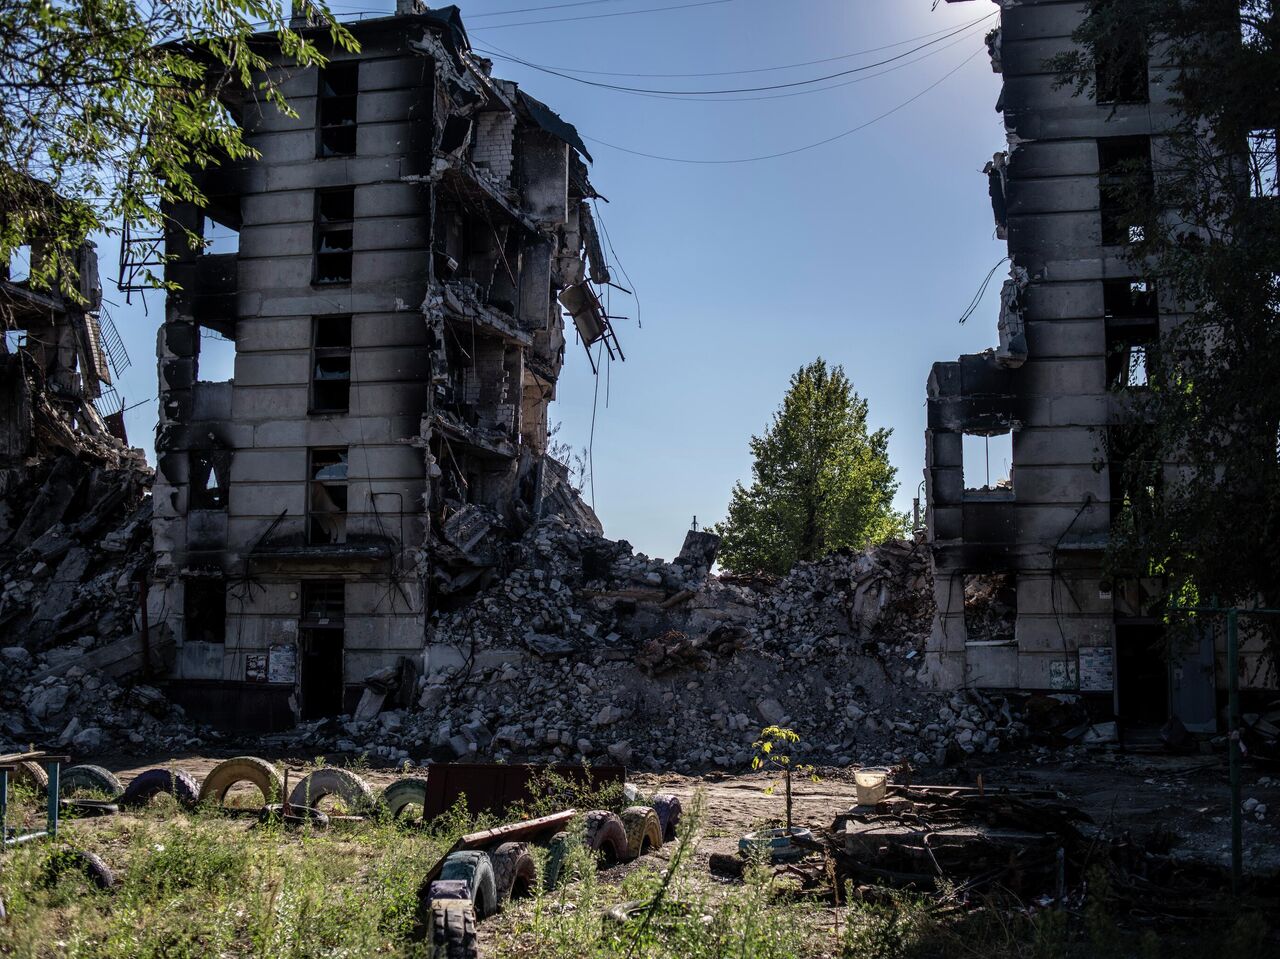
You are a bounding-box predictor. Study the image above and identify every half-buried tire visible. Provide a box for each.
[382,777,429,819]
[199,756,284,807]
[619,806,663,861]
[651,793,683,842]
[438,850,499,919]
[429,900,478,959]
[119,768,200,809]
[583,810,628,865]
[9,760,48,795]
[60,765,123,799]
[43,848,116,890]
[542,831,572,891]
[288,767,378,814]
[489,841,537,902]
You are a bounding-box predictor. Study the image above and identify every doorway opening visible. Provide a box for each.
[299,581,345,719]
[1114,623,1168,726]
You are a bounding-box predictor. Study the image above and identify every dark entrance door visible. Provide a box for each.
[299,628,344,719]
[299,580,346,720]
[1115,623,1169,725]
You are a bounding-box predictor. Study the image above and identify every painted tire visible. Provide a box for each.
[439,850,499,920]
[288,768,378,814]
[258,804,329,828]
[199,756,283,806]
[583,810,627,864]
[0,893,5,921]
[429,900,478,959]
[44,848,115,890]
[651,793,682,842]
[489,841,537,902]
[382,777,429,819]
[119,768,200,808]
[9,760,48,795]
[60,765,123,798]
[542,831,572,891]
[619,806,663,861]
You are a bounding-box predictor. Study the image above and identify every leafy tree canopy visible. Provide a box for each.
[713,359,903,576]
[0,0,356,298]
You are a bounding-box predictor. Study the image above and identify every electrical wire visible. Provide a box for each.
[581,45,985,165]
[474,16,986,94]
[958,256,1010,325]
[474,12,994,78]
[468,0,736,31]
[479,21,988,104]
[467,0,648,19]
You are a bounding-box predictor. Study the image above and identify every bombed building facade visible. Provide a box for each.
[923,0,1272,726]
[146,3,617,727]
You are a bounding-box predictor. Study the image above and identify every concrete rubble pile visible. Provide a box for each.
[0,438,202,757]
[304,522,1029,771]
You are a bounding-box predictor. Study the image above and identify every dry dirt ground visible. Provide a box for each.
[94,748,1280,876]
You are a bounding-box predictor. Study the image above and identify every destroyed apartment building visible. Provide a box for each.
[923,1,1275,725]
[144,2,621,728]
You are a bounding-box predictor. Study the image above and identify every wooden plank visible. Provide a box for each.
[420,808,577,889]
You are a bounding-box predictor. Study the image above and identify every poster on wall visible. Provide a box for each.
[1078,646,1115,692]
[268,643,297,684]
[245,654,267,683]
[1049,658,1079,690]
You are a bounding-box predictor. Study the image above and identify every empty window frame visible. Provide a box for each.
[1104,280,1159,388]
[184,580,226,643]
[1095,35,1149,104]
[963,572,1017,645]
[301,580,345,625]
[1107,426,1162,526]
[962,431,1014,494]
[189,450,230,509]
[308,447,348,545]
[1098,137,1154,245]
[1247,129,1278,198]
[317,62,359,158]
[314,188,354,285]
[310,315,352,413]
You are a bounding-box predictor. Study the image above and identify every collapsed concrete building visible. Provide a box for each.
[145,3,619,728]
[923,1,1272,728]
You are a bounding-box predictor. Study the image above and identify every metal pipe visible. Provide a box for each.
[45,759,60,839]
[1227,606,1241,895]
[3,831,49,847]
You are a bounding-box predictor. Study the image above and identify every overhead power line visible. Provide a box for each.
[474,15,987,94]
[581,46,985,164]
[477,19,987,104]
[468,0,737,31]
[467,0,642,19]
[474,12,994,78]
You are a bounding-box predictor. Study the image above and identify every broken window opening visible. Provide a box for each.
[4,244,32,283]
[195,326,236,382]
[1107,426,1162,528]
[310,315,352,414]
[317,61,359,158]
[1098,137,1154,246]
[962,431,1013,496]
[1104,279,1159,389]
[2,330,29,353]
[308,447,348,545]
[184,580,226,643]
[1247,129,1277,198]
[314,188,354,285]
[301,579,345,625]
[202,216,239,256]
[189,450,230,510]
[963,572,1017,645]
[1095,36,1149,104]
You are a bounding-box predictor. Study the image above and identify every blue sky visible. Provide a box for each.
[104,0,1008,562]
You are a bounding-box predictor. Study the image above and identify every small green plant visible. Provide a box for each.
[751,725,816,833]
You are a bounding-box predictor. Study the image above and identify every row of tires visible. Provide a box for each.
[425,798,682,959]
[7,758,430,819]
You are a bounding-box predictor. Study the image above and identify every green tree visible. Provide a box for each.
[0,0,355,297]
[713,359,902,575]
[1050,2,1280,658]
